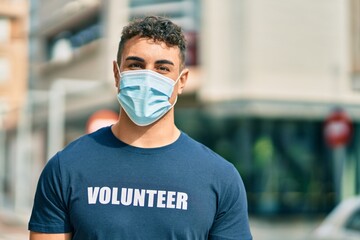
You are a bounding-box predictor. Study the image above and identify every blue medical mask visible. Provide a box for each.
[117,69,183,126]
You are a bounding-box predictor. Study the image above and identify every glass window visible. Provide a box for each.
[175,110,337,214]
[50,37,73,62]
[46,15,101,61]
[0,18,11,42]
[0,58,10,82]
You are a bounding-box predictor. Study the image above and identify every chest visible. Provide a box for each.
[65,158,217,239]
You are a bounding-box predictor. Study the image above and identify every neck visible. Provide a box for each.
[111,110,180,148]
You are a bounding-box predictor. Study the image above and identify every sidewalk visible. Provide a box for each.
[250,215,323,240]
[0,214,28,240]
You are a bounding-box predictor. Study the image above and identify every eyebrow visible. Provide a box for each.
[155,59,174,66]
[124,56,174,66]
[125,56,145,62]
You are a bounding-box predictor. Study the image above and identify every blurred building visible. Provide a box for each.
[3,0,360,221]
[27,0,200,161]
[0,0,28,127]
[192,0,360,214]
[0,0,28,218]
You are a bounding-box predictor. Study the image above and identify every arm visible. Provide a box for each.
[28,154,72,235]
[209,166,252,240]
[30,232,72,240]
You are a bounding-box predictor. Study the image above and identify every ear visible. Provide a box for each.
[113,60,120,88]
[177,68,189,94]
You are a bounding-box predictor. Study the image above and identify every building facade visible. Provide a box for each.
[195,0,360,214]
[0,0,28,219]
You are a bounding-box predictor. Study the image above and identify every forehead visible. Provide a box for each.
[121,36,181,65]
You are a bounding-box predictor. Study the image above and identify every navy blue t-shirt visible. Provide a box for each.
[28,126,252,239]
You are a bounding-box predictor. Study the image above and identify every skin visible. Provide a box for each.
[29,232,72,240]
[29,35,189,239]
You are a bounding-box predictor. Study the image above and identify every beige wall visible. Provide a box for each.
[200,0,358,107]
[0,0,28,129]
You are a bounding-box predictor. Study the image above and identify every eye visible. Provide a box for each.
[156,65,170,73]
[128,63,143,69]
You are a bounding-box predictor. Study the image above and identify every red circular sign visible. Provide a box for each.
[86,110,119,134]
[324,109,352,148]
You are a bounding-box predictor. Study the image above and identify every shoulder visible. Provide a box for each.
[179,133,239,179]
[64,126,111,149]
[59,126,112,156]
[47,126,114,169]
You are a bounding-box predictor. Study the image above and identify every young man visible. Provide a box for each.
[29,16,252,240]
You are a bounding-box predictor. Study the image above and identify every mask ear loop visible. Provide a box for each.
[116,64,122,89]
[169,70,185,109]
[174,70,184,86]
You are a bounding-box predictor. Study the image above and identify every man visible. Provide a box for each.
[29,16,252,240]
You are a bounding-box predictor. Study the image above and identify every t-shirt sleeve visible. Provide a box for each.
[28,153,72,233]
[209,166,252,240]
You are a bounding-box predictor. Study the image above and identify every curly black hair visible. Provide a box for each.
[117,16,187,68]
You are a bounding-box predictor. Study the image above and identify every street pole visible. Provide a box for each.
[47,79,102,160]
[333,146,346,203]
